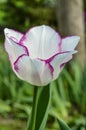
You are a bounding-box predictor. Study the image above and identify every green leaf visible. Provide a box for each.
[0,100,11,113]
[35,84,51,130]
[57,117,71,130]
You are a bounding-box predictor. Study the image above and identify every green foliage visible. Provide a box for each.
[0,119,25,130]
[49,61,86,129]
[28,85,51,130]
[0,0,86,129]
[57,118,71,130]
[0,46,33,119]
[0,0,56,42]
[0,46,86,130]
[0,46,86,129]
[35,85,51,130]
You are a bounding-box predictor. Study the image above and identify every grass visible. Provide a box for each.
[0,118,26,130]
[0,44,86,129]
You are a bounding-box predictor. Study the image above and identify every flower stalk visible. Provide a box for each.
[27,86,39,130]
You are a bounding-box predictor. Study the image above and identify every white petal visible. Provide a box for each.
[14,55,52,86]
[62,36,80,51]
[4,28,23,43]
[21,25,61,59]
[50,51,76,80]
[4,35,29,64]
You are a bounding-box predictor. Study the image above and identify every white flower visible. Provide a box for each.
[4,25,80,86]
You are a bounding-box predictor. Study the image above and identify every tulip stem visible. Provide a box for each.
[27,86,39,130]
[31,86,38,130]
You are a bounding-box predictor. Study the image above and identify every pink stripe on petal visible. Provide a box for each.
[4,36,29,65]
[13,55,52,86]
[5,37,29,56]
[56,32,62,53]
[19,35,26,45]
[47,63,54,77]
[60,55,73,69]
[60,63,66,68]
[19,25,62,59]
[14,54,28,72]
[10,36,18,43]
[4,28,24,43]
[39,51,70,63]
[41,50,76,80]
[38,59,54,77]
[39,51,70,77]
[19,26,36,45]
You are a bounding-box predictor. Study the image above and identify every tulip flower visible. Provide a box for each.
[4,25,80,130]
[4,25,80,86]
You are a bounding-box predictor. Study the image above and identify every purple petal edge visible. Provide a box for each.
[4,36,29,56]
[4,28,24,43]
[14,54,28,72]
[56,32,62,53]
[19,26,36,44]
[19,26,62,48]
[39,51,70,63]
[13,54,54,78]
[60,55,73,69]
[38,51,70,77]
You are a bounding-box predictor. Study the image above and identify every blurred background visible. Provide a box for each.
[0,0,86,130]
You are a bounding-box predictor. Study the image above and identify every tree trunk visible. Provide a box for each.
[55,0,86,68]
